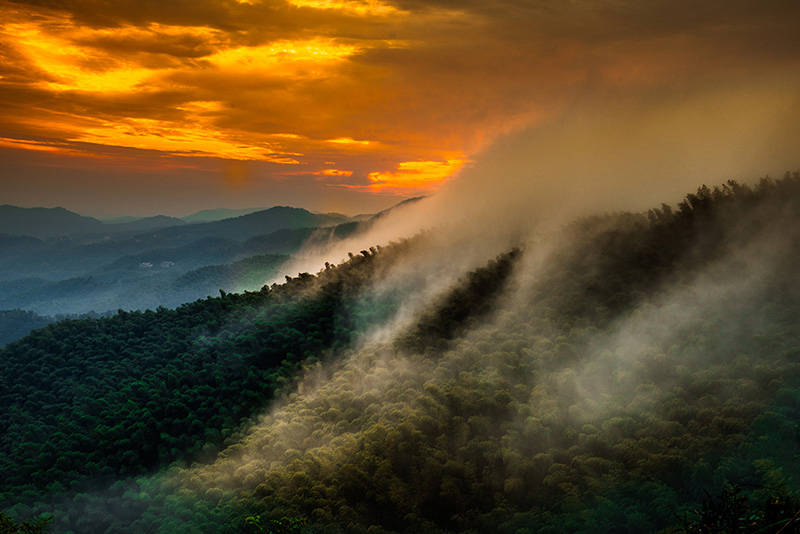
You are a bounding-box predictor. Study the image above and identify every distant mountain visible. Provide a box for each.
[0,206,189,240]
[0,201,412,242]
[0,233,45,253]
[310,210,351,219]
[151,206,353,242]
[353,196,425,221]
[104,215,187,233]
[99,236,244,275]
[0,309,53,346]
[181,207,268,223]
[0,201,411,315]
[100,216,143,224]
[0,205,104,238]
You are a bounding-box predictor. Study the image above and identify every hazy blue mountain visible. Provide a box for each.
[0,200,411,316]
[100,216,142,224]
[0,206,185,240]
[0,233,45,253]
[0,235,163,282]
[100,236,243,275]
[0,205,104,238]
[150,206,353,242]
[0,251,289,315]
[0,309,52,346]
[180,207,268,223]
[104,215,187,232]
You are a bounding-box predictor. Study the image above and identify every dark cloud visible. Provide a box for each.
[7,0,244,29]
[6,0,401,42]
[73,32,219,60]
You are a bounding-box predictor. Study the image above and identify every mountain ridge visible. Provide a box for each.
[0,205,104,239]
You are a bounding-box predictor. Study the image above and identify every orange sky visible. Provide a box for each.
[0,0,798,216]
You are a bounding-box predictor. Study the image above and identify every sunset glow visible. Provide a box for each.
[287,0,400,16]
[75,118,302,163]
[367,159,465,191]
[208,38,360,72]
[3,22,156,94]
[0,0,798,216]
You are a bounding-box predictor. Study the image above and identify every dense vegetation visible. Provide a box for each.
[2,173,800,533]
[0,511,53,533]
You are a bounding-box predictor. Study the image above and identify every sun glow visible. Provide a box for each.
[0,137,75,154]
[327,137,371,146]
[10,0,786,210]
[367,158,465,191]
[209,38,359,73]
[287,0,400,16]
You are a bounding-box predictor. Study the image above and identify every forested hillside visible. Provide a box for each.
[2,173,800,533]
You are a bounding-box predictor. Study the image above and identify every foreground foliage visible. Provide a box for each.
[0,512,52,534]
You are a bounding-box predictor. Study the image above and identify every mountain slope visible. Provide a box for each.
[150,206,352,242]
[181,207,268,223]
[103,215,187,233]
[2,174,800,534]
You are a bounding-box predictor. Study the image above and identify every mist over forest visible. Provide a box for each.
[2,0,799,531]
[2,171,800,533]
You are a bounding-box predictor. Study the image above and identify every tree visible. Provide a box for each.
[0,512,53,534]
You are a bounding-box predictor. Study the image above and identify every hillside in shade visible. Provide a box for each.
[2,173,800,533]
[150,206,352,243]
[180,208,268,224]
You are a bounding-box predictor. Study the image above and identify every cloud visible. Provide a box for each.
[287,0,402,16]
[0,0,798,214]
[366,158,465,192]
[429,71,800,236]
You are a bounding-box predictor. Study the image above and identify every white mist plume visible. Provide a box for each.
[560,220,795,422]
[168,65,800,497]
[277,69,800,293]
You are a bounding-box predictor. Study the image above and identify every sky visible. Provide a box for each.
[0,0,798,218]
